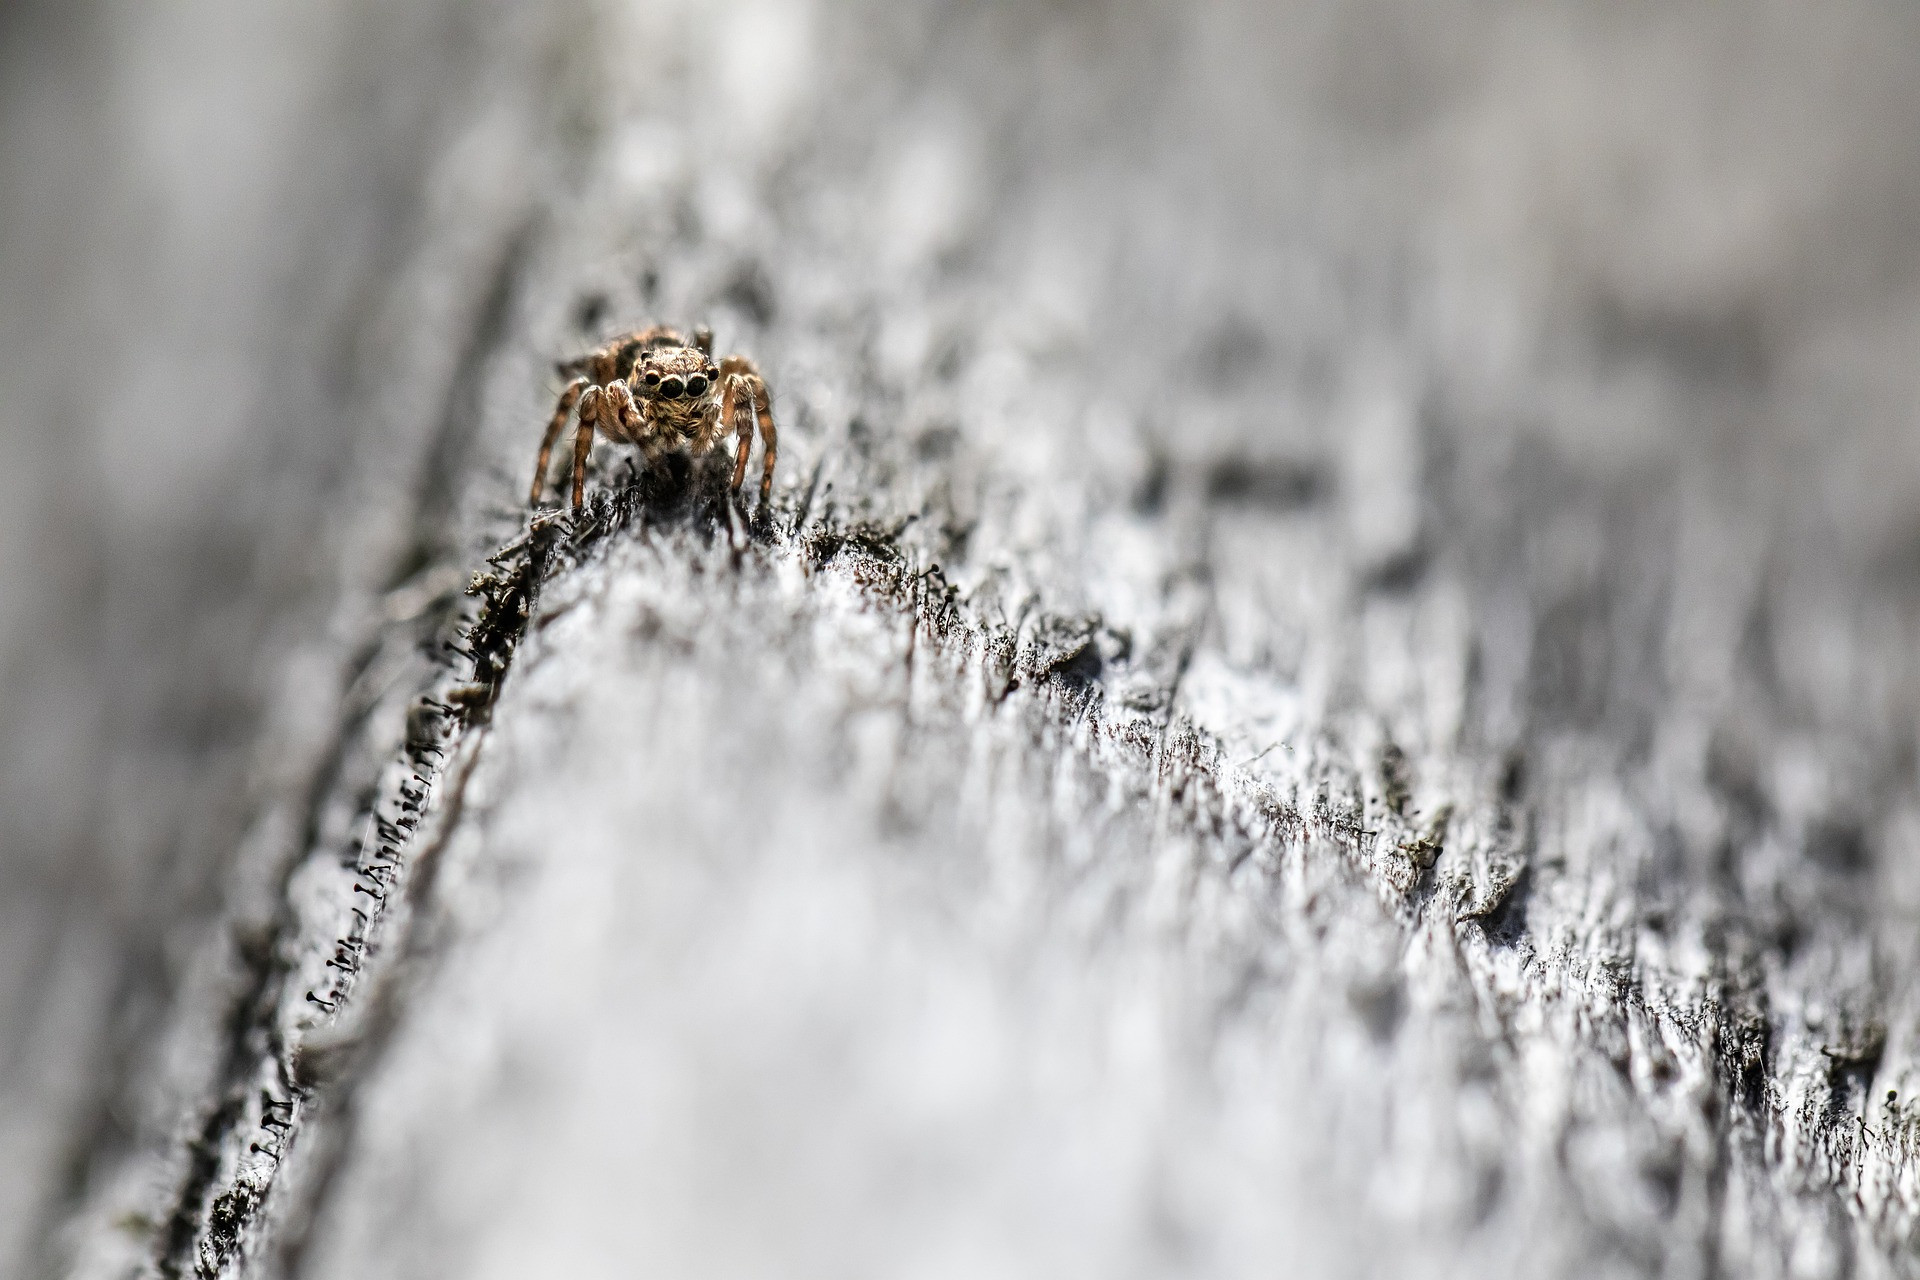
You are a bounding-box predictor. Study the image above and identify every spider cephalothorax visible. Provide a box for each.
[529,323,777,508]
[631,345,722,445]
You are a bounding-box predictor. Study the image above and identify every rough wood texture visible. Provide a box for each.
[7,2,1920,1277]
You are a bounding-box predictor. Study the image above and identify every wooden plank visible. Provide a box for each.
[7,3,1920,1277]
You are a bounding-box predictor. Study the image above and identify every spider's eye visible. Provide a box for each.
[643,371,660,386]
[660,376,685,398]
[686,375,708,396]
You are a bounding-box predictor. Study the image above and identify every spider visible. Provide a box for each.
[529,323,777,509]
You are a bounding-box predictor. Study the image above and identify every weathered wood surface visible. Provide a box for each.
[6,2,1920,1277]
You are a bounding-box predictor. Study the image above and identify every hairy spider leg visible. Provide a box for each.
[752,380,777,499]
[571,384,604,509]
[531,376,589,505]
[720,356,779,499]
[604,379,641,443]
[721,366,755,492]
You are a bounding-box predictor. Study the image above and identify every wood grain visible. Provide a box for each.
[7,2,1920,1277]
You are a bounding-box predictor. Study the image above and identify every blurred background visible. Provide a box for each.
[4,0,1920,1275]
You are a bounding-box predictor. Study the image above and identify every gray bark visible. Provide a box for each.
[6,2,1920,1277]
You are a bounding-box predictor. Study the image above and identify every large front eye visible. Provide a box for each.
[686,374,708,396]
[660,376,685,399]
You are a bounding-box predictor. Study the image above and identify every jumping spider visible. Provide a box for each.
[529,323,776,509]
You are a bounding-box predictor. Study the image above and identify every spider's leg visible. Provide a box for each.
[693,325,713,355]
[531,377,589,506]
[606,379,642,440]
[752,377,777,500]
[697,400,724,456]
[571,385,605,509]
[722,372,753,492]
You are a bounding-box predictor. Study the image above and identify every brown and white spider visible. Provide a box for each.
[529,323,776,509]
